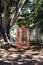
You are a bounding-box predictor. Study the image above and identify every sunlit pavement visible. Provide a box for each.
[0,38,43,65]
[0,45,43,65]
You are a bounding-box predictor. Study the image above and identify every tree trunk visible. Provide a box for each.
[0,0,2,36]
[2,0,10,42]
[0,0,26,43]
[11,0,26,27]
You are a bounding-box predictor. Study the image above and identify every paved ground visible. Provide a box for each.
[0,39,43,65]
[0,46,43,65]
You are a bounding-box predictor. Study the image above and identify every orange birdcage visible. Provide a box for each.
[16,25,30,49]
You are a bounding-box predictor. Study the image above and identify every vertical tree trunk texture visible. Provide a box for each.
[11,0,26,27]
[35,22,40,45]
[0,0,2,36]
[0,0,26,43]
[0,12,2,32]
[2,0,10,42]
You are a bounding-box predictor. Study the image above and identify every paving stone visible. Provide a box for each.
[8,48,18,52]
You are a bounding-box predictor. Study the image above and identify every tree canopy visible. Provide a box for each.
[20,0,43,32]
[0,0,43,42]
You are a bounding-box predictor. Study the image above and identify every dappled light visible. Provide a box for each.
[0,0,43,65]
[0,45,43,65]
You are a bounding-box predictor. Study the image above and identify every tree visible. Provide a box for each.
[28,0,43,33]
[29,0,43,43]
[0,0,2,32]
[17,0,31,27]
[30,0,43,25]
[0,0,26,43]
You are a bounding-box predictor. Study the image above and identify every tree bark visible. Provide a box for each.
[2,0,10,42]
[0,0,2,36]
[10,0,26,27]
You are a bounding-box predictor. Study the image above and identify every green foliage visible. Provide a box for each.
[16,19,28,27]
[11,0,43,32]
[31,0,43,22]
